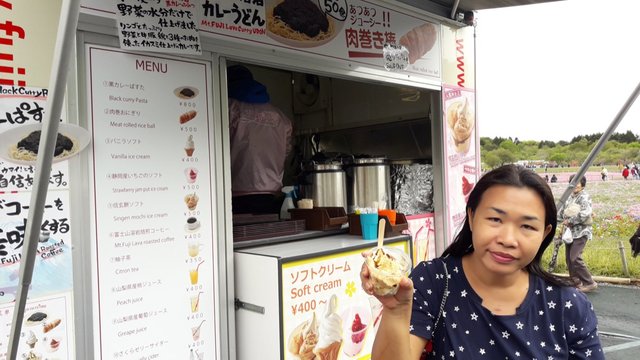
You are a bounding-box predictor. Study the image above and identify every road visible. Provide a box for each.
[586,283,640,359]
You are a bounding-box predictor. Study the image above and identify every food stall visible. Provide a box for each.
[0,0,559,359]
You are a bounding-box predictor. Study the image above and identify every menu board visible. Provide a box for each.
[281,241,409,360]
[87,45,216,359]
[442,85,477,243]
[80,0,441,81]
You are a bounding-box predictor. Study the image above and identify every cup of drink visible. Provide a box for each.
[188,241,201,257]
[189,268,199,285]
[378,209,397,226]
[190,292,202,313]
[360,213,379,240]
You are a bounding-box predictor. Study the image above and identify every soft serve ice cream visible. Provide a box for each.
[288,312,318,360]
[313,294,343,360]
[185,135,195,156]
[365,247,411,296]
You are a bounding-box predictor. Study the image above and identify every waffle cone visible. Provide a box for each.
[313,340,342,360]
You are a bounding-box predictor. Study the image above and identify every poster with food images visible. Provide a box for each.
[0,294,74,360]
[281,240,409,360]
[80,0,441,80]
[0,86,71,192]
[87,45,217,359]
[0,191,73,305]
[442,85,478,243]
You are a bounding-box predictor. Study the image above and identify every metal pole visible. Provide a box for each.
[7,0,81,358]
[548,80,640,271]
[618,240,630,278]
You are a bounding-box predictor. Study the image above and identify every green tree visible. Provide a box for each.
[482,151,501,169]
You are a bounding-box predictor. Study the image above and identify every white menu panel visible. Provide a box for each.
[87,45,216,360]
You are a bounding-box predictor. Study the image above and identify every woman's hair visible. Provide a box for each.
[442,164,572,287]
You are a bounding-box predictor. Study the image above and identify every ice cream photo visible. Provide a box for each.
[185,167,198,183]
[288,312,318,360]
[313,294,342,360]
[446,97,475,154]
[185,135,195,157]
[184,193,199,210]
[365,246,411,296]
[340,303,371,357]
[26,330,38,349]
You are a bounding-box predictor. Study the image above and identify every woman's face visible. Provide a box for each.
[467,185,552,276]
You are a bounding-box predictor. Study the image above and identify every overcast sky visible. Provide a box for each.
[475,0,640,142]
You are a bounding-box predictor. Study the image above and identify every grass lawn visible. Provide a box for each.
[542,180,640,278]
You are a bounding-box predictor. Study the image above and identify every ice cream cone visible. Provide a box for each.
[185,148,194,157]
[313,340,342,360]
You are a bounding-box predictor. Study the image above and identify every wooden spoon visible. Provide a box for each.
[377,218,386,249]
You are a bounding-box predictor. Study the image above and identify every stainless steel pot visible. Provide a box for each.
[306,163,347,209]
[347,158,391,212]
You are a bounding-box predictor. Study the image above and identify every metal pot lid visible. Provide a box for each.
[312,162,343,171]
[352,157,387,165]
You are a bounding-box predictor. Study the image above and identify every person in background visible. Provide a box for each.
[559,175,597,293]
[361,165,603,359]
[630,222,640,257]
[600,167,608,181]
[227,65,293,214]
[544,174,549,183]
[550,174,558,183]
[622,165,630,180]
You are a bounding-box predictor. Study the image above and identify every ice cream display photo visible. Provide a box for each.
[288,312,319,360]
[26,330,38,349]
[365,247,411,296]
[446,97,475,154]
[185,135,195,156]
[313,294,342,360]
[340,303,371,357]
[184,193,199,210]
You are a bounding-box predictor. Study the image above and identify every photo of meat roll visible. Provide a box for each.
[179,110,197,124]
[399,23,438,64]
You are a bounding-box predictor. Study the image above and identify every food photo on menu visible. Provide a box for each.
[0,123,90,165]
[287,293,385,359]
[266,0,344,48]
[22,310,64,358]
[174,86,199,100]
[446,96,475,155]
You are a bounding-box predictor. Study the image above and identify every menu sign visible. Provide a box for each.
[281,241,409,360]
[0,294,74,359]
[442,85,477,243]
[87,45,216,359]
[115,0,203,54]
[81,0,441,80]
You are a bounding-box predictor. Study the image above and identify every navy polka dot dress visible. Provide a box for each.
[409,256,604,359]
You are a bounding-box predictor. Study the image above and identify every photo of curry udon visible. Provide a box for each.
[9,130,77,161]
[267,0,339,46]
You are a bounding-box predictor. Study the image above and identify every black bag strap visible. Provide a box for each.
[431,260,449,337]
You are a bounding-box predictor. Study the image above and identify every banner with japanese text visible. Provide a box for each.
[281,240,409,360]
[81,0,442,81]
[441,85,477,244]
[0,1,76,359]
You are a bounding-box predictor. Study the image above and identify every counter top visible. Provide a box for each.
[234,233,411,261]
[233,228,348,250]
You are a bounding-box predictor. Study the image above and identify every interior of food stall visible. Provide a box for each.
[227,61,437,244]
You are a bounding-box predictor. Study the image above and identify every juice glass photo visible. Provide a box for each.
[190,292,202,313]
[189,267,199,285]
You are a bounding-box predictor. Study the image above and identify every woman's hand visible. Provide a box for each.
[360,251,414,312]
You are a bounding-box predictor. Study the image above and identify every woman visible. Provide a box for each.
[560,174,597,292]
[361,165,603,359]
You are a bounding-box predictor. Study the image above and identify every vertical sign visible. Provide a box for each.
[87,45,216,359]
[441,86,477,243]
[0,1,76,359]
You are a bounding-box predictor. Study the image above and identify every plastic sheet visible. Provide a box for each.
[391,164,434,215]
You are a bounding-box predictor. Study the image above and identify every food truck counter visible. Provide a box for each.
[234,234,411,360]
[233,228,349,250]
